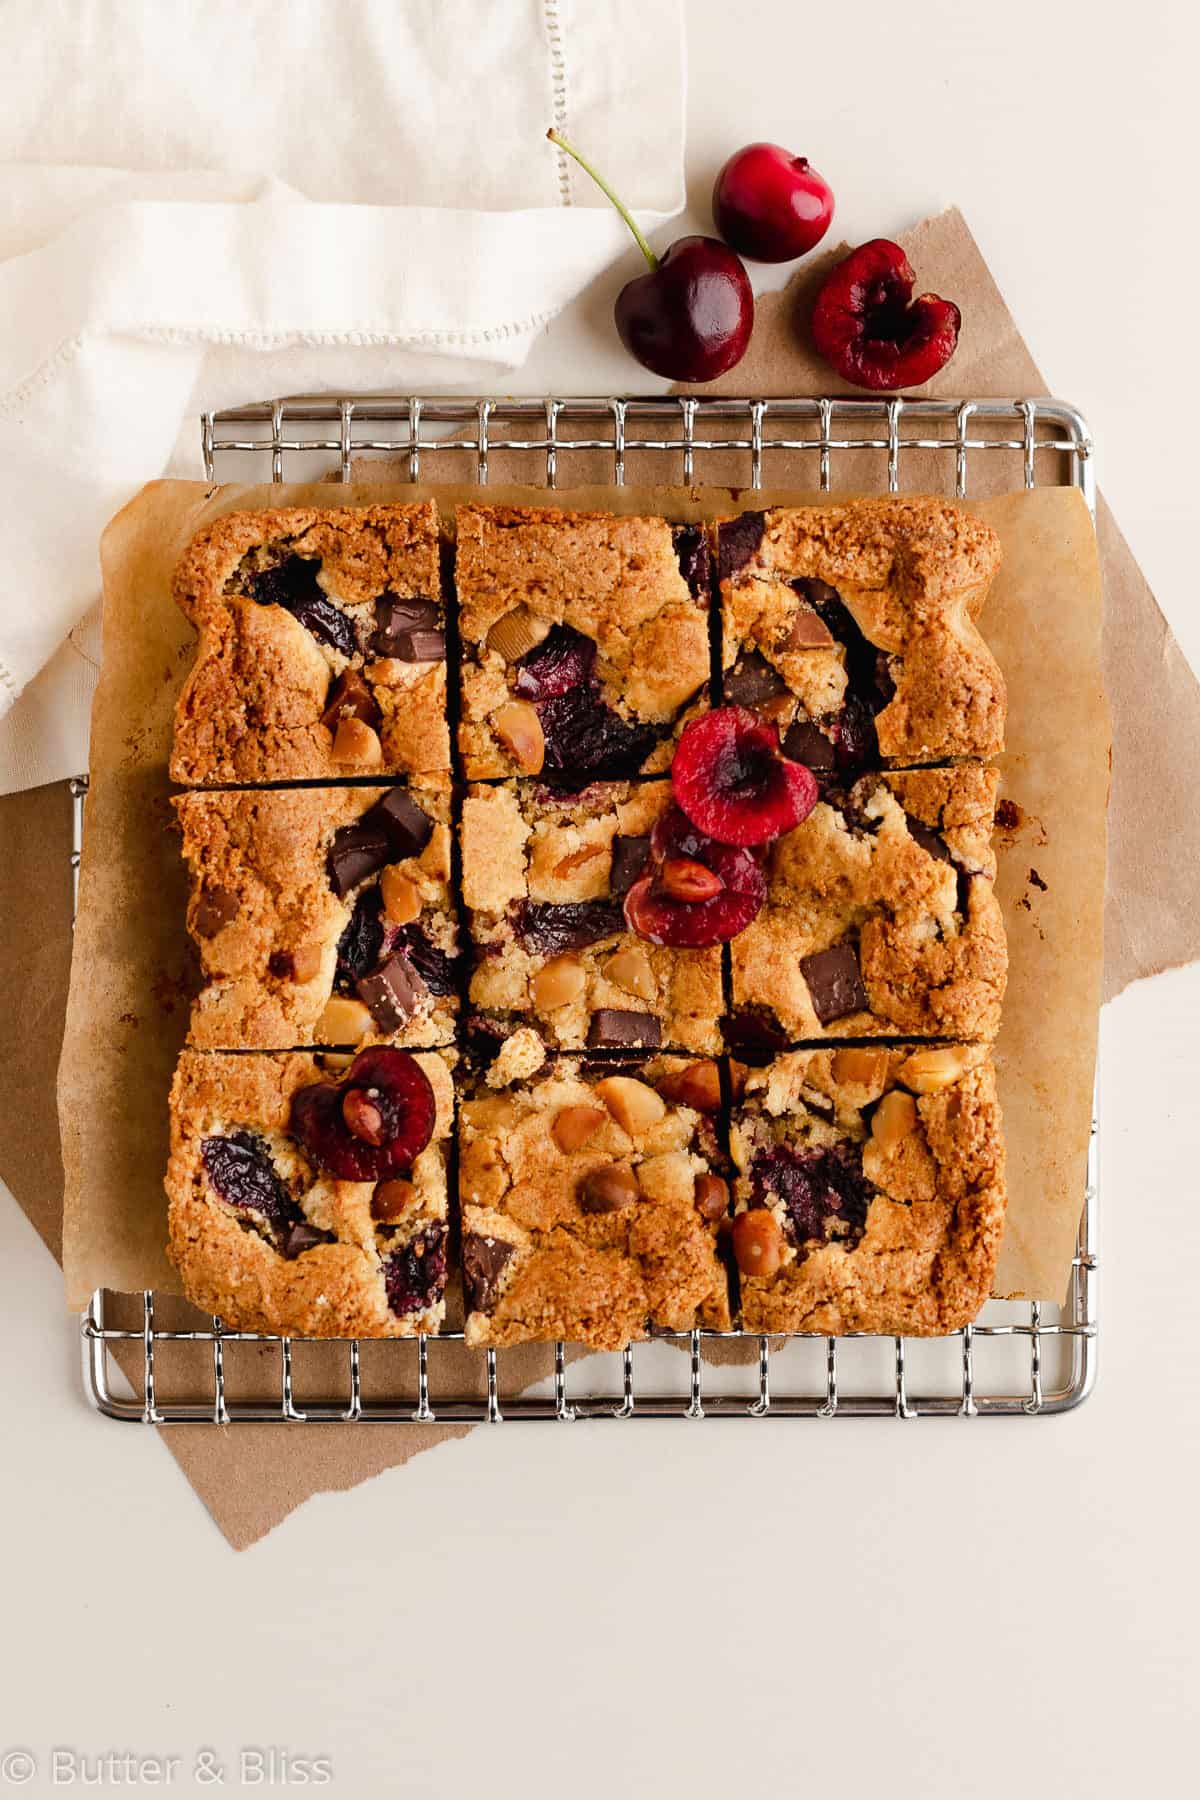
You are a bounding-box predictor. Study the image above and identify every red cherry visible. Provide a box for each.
[671,707,818,847]
[811,239,960,391]
[713,143,834,263]
[623,806,765,948]
[549,130,753,383]
[290,1047,436,1182]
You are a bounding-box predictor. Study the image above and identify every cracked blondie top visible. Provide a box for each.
[730,764,1006,1045]
[458,1034,732,1348]
[730,1046,1006,1335]
[718,499,1004,777]
[455,504,712,783]
[166,1047,454,1338]
[175,781,459,1051]
[171,502,450,783]
[461,779,723,1054]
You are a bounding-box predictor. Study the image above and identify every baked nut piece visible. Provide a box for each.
[166,1047,454,1337]
[458,1036,732,1348]
[455,504,712,783]
[176,781,458,1051]
[730,1046,1006,1334]
[717,499,1004,779]
[461,779,723,1054]
[730,764,1006,1045]
[171,502,450,782]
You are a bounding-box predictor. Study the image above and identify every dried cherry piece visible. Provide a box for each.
[248,555,357,656]
[513,899,625,956]
[334,888,387,994]
[290,1047,436,1181]
[671,706,817,847]
[513,624,597,700]
[751,1142,873,1247]
[202,1131,299,1240]
[383,1222,449,1317]
[811,239,961,392]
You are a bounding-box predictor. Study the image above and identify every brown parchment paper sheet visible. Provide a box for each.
[8,203,1196,1548]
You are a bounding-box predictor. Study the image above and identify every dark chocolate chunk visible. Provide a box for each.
[514,899,625,956]
[791,577,841,609]
[718,510,766,581]
[903,813,952,864]
[193,884,239,938]
[367,787,435,860]
[373,594,439,645]
[672,524,711,599]
[782,720,838,776]
[390,627,446,663]
[462,1232,516,1315]
[321,668,380,732]
[723,650,788,708]
[357,952,429,1030]
[723,1009,788,1056]
[268,950,295,979]
[586,1008,663,1049]
[609,834,652,897]
[281,1221,336,1260]
[327,823,393,897]
[799,943,869,1025]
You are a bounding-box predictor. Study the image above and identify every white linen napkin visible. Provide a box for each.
[0,0,685,792]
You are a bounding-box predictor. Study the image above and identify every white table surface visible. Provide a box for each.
[4,3,1198,1794]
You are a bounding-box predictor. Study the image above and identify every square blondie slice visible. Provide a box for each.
[171,502,450,782]
[730,765,1006,1045]
[455,504,712,783]
[461,779,722,1054]
[176,781,459,1051]
[717,499,1004,779]
[458,1036,731,1348]
[730,1045,1006,1335]
[166,1048,454,1338]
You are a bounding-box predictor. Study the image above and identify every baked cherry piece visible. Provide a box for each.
[624,804,765,947]
[671,707,818,847]
[290,1047,436,1181]
[548,129,753,382]
[713,143,834,263]
[811,239,960,391]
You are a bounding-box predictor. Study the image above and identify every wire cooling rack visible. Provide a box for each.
[80,393,1098,1423]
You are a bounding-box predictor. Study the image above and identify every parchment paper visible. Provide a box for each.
[8,203,1197,1548]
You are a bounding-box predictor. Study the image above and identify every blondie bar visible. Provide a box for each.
[730,764,1006,1044]
[166,1047,454,1337]
[730,1045,1006,1335]
[458,1034,731,1348]
[171,502,450,782]
[176,781,458,1051]
[717,499,1004,779]
[461,779,723,1054]
[455,504,711,783]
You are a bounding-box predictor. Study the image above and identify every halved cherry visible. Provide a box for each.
[811,239,960,391]
[624,804,766,947]
[671,706,818,847]
[290,1047,436,1181]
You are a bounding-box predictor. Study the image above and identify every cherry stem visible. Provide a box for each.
[546,128,658,272]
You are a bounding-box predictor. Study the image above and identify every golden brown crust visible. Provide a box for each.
[730,767,1006,1041]
[175,781,457,1050]
[718,499,1005,763]
[170,502,450,782]
[459,1055,731,1348]
[166,1049,454,1338]
[731,1047,1005,1334]
[461,779,722,1054]
[455,505,710,779]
